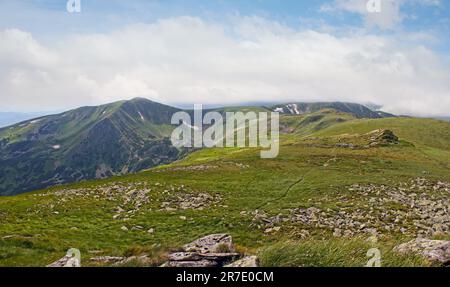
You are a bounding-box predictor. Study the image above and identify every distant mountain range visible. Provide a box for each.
[0,99,394,195]
[0,112,52,128]
[271,102,395,118]
[434,116,450,122]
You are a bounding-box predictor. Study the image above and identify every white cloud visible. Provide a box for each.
[0,16,449,116]
[321,0,441,30]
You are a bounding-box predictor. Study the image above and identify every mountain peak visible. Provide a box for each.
[0,98,182,195]
[128,97,153,103]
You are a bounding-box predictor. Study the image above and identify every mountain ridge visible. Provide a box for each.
[271,102,395,119]
[0,98,182,195]
[0,98,397,196]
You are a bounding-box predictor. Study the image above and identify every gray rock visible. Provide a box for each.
[167,252,204,261]
[168,252,239,262]
[47,255,80,267]
[394,238,450,264]
[199,253,240,261]
[163,260,219,267]
[163,234,241,267]
[183,234,234,254]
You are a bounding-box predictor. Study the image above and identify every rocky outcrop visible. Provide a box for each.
[64,234,259,267]
[183,234,234,254]
[162,234,251,267]
[47,256,80,267]
[47,249,81,267]
[164,252,239,267]
[46,182,221,224]
[394,238,450,265]
[368,129,399,146]
[332,129,400,150]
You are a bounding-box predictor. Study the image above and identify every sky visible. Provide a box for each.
[0,0,449,116]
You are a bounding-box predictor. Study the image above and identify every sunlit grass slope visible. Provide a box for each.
[0,112,449,266]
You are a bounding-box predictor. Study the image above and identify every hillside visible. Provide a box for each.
[0,98,182,195]
[272,102,394,119]
[279,109,356,135]
[0,111,448,267]
[0,100,386,196]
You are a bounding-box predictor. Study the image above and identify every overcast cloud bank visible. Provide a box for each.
[0,15,449,116]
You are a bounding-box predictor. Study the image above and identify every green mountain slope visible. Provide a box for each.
[280,109,356,135]
[0,111,448,266]
[0,100,389,196]
[0,98,182,195]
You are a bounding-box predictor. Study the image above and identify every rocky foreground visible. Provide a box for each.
[48,234,260,267]
[48,233,449,267]
[251,178,449,238]
[394,238,449,265]
[44,176,449,267]
[161,234,258,267]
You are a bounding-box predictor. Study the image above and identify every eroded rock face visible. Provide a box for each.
[394,238,450,265]
[163,234,241,267]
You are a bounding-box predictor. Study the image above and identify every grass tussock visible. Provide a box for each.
[258,238,432,267]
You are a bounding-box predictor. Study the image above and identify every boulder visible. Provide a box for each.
[378,130,398,143]
[47,255,80,267]
[168,252,239,262]
[163,234,240,267]
[394,238,450,265]
[369,129,399,146]
[47,248,81,267]
[183,234,234,254]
